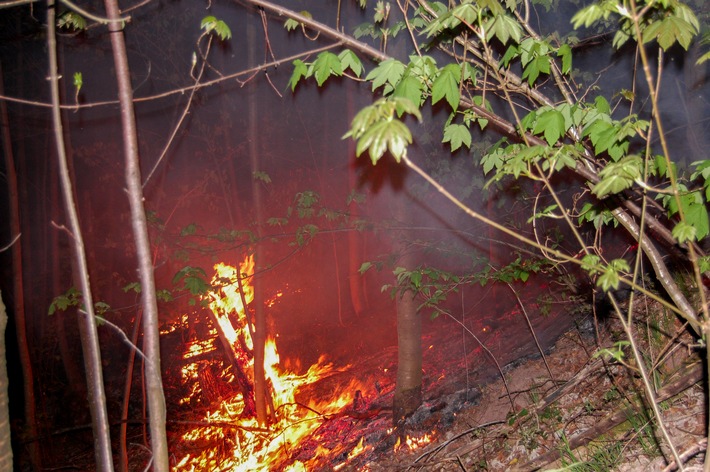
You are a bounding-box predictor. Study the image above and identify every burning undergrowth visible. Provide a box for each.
[160,256,443,471]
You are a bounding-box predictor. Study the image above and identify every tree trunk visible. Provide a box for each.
[102,1,169,469]
[346,82,366,317]
[0,293,12,472]
[392,199,422,428]
[47,3,114,469]
[0,61,37,470]
[246,18,269,427]
[393,273,422,428]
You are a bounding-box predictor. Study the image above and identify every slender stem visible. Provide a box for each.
[47,0,114,469]
[102,0,169,468]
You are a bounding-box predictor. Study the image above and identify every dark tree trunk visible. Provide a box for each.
[0,61,35,470]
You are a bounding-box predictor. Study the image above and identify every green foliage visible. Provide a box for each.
[48,287,81,315]
[431,63,462,110]
[572,0,699,51]
[253,170,272,184]
[48,287,112,317]
[172,266,210,298]
[343,97,422,164]
[592,155,643,197]
[288,49,363,91]
[73,72,83,96]
[284,10,312,31]
[312,51,344,86]
[200,16,232,41]
[57,11,86,31]
[123,282,141,293]
[578,203,618,229]
[442,122,471,151]
[594,340,631,363]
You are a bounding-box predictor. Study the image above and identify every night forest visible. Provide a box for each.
[0,0,709,470]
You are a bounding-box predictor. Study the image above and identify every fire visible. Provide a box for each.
[173,256,366,471]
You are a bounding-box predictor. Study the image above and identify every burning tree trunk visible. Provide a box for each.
[204,307,256,417]
[103,0,169,468]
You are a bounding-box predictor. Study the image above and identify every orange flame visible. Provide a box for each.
[174,256,366,471]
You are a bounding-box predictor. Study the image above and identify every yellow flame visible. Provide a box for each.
[174,256,367,471]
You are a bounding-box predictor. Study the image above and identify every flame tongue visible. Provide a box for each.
[174,256,365,471]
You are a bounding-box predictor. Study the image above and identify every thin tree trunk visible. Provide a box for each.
[392,199,422,429]
[102,0,169,469]
[346,82,366,317]
[0,292,12,470]
[47,2,114,470]
[0,61,35,471]
[246,19,268,427]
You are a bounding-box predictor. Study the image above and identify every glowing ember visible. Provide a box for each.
[173,256,367,471]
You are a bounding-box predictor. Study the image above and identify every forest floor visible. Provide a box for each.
[348,300,707,471]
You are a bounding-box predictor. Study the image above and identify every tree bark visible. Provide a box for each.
[246,18,269,427]
[0,293,13,472]
[346,82,366,317]
[0,60,37,470]
[47,2,114,469]
[102,0,169,469]
[392,199,422,428]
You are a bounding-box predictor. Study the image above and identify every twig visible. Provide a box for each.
[95,314,148,363]
[0,233,20,252]
[412,420,505,464]
[662,438,708,472]
[506,282,554,380]
[436,308,515,411]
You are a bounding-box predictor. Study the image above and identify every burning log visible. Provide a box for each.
[202,306,257,418]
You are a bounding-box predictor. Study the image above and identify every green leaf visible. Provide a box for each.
[289,59,309,92]
[338,49,364,77]
[284,18,300,31]
[643,14,698,51]
[201,16,232,41]
[122,282,141,293]
[73,72,83,94]
[533,109,566,146]
[594,96,611,115]
[94,302,111,315]
[672,221,696,244]
[486,14,523,44]
[359,261,373,274]
[313,51,343,86]
[571,3,612,29]
[57,11,86,31]
[431,64,461,110]
[253,170,272,184]
[592,155,642,197]
[156,290,173,302]
[442,123,472,151]
[365,58,405,92]
[557,44,572,74]
[393,75,425,107]
[355,118,413,164]
[597,259,629,291]
[181,223,198,236]
[581,254,601,275]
